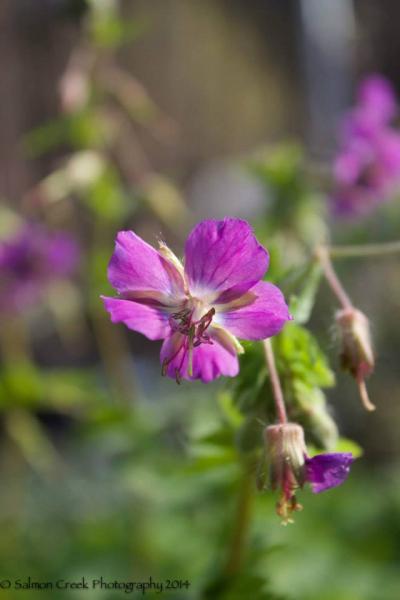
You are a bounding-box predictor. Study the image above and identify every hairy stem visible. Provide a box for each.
[263,338,288,424]
[316,246,353,310]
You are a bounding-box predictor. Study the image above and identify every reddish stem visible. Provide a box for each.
[263,338,288,424]
[316,246,353,310]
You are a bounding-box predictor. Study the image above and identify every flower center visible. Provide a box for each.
[162,302,216,383]
[168,305,215,347]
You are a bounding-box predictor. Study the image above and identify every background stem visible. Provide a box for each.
[329,239,400,258]
[224,466,253,577]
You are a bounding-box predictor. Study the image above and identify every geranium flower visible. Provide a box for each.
[0,223,78,313]
[102,218,291,383]
[261,423,354,523]
[332,75,400,217]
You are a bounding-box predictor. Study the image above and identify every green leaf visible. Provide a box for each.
[334,437,363,458]
[291,382,338,450]
[287,260,322,324]
[276,322,335,389]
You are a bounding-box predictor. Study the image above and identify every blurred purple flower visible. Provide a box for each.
[102,218,291,383]
[0,223,78,312]
[305,452,354,493]
[332,74,400,217]
[352,74,396,128]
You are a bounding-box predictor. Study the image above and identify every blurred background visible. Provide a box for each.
[1,1,400,599]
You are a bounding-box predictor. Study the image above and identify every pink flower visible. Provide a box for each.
[102,218,291,383]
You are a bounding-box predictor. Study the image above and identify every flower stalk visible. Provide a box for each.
[316,246,376,411]
[316,246,353,310]
[263,338,287,424]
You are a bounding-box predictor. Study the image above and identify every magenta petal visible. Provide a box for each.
[101,296,170,340]
[108,231,184,301]
[160,333,189,380]
[160,332,239,383]
[305,453,354,494]
[184,218,269,301]
[191,338,239,382]
[217,281,291,341]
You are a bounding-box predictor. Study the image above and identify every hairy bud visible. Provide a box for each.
[336,307,375,411]
[259,422,355,523]
[263,423,306,524]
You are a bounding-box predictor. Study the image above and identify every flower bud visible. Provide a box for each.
[263,423,307,524]
[260,423,355,523]
[335,307,375,411]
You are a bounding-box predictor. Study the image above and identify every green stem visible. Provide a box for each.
[329,239,400,258]
[224,466,253,577]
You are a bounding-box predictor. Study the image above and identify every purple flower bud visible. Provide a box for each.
[305,453,354,494]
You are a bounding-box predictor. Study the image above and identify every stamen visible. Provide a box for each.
[187,325,195,377]
[163,306,216,382]
[192,308,215,347]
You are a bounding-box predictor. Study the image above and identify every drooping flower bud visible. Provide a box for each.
[260,423,355,524]
[263,423,307,524]
[335,307,375,411]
